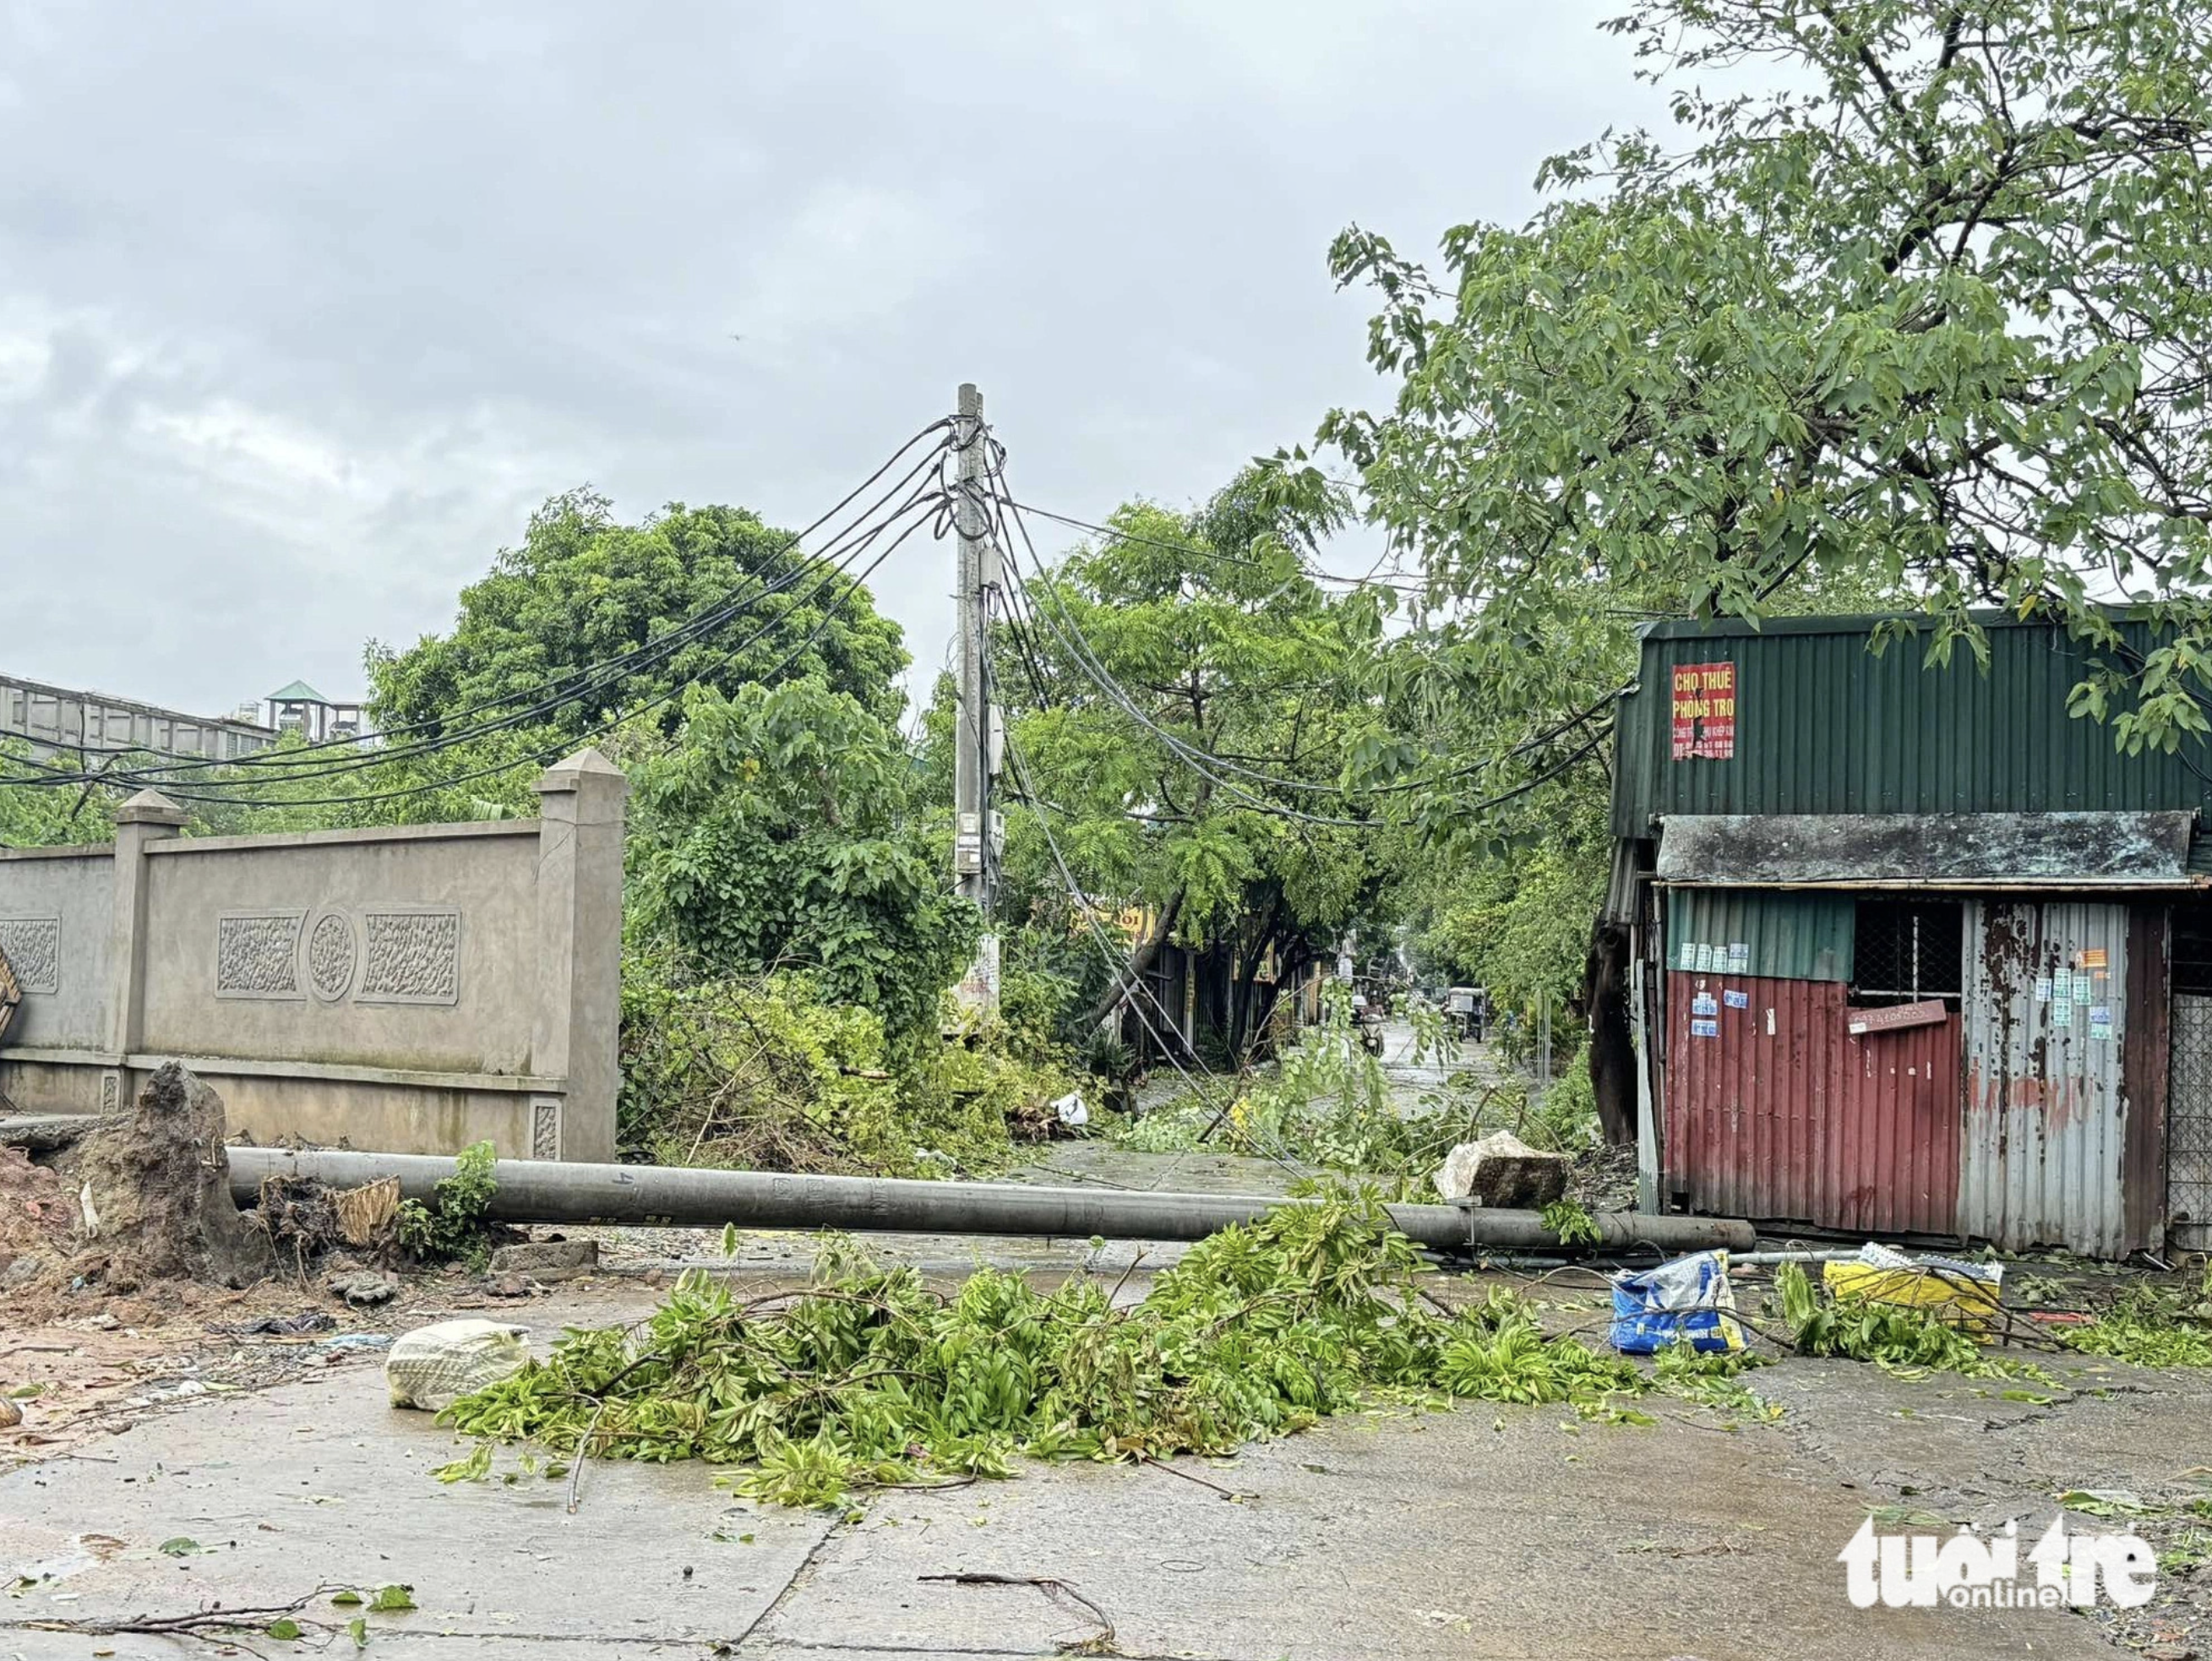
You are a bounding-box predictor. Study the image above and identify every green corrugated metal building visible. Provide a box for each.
[1605,610,2212,1258]
[1613,613,2212,840]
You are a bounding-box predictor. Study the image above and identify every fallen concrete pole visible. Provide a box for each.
[227,1147,1755,1255]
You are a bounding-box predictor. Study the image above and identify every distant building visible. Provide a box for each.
[0,671,277,763]
[265,680,367,743]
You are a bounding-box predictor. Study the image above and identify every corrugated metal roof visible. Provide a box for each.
[1665,890,1853,983]
[1614,615,2212,838]
[1655,812,2197,887]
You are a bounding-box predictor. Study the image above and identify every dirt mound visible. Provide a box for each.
[69,1063,273,1293]
[0,1145,73,1281]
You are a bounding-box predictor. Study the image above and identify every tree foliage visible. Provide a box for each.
[1310,0,2212,754]
[627,680,977,1050]
[971,472,1403,1054]
[368,490,909,749]
[0,741,117,847]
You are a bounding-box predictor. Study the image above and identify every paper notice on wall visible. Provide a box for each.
[1724,989,1750,1010]
[2035,977,2053,1004]
[2074,976,2092,1005]
[1680,940,1699,972]
[2089,1005,2113,1041]
[1692,1017,1719,1038]
[2052,967,2073,1004]
[1692,993,1719,1017]
[1696,943,1717,972]
[2053,997,2073,1029]
[2080,947,2109,971]
[1728,942,1750,972]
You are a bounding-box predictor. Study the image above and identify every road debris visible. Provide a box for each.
[387,1319,531,1411]
[328,1270,400,1306]
[919,1572,1115,1655]
[488,1238,599,1282]
[1433,1130,1568,1207]
[1610,1251,1746,1354]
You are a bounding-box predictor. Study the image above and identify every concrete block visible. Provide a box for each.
[488,1238,598,1281]
[1434,1131,1569,1208]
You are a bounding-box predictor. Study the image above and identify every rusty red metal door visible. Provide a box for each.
[1664,972,1961,1235]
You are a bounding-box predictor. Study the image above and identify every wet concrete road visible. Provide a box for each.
[4,1239,2203,1661]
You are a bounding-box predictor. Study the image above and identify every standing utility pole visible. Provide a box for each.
[952,383,1000,1010]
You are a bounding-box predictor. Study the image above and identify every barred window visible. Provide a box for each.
[1852,900,1964,1007]
[2175,907,2212,998]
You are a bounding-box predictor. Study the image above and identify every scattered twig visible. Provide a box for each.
[919,1572,1116,1654]
[567,1397,611,1513]
[1106,1247,1151,1306]
[1140,1453,1251,1502]
[25,1584,346,1643]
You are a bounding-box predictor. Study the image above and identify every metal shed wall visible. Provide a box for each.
[1958,900,2166,1255]
[1663,972,1961,1235]
[1614,616,2212,839]
[1664,889,1853,982]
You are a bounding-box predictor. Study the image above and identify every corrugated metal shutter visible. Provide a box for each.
[1663,972,1960,1234]
[1959,901,2133,1255]
[1664,890,1854,983]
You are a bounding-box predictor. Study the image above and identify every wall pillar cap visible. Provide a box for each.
[114,789,191,827]
[534,748,629,798]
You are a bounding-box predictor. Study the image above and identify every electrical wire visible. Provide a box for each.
[2,491,935,800]
[985,455,1615,814]
[0,431,963,805]
[1000,727,1309,1183]
[131,422,955,781]
[0,422,960,794]
[1009,498,1429,595]
[104,505,945,813]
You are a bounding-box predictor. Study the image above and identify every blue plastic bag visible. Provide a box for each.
[1609,1250,1745,1354]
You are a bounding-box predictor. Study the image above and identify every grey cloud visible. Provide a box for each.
[0,0,1658,717]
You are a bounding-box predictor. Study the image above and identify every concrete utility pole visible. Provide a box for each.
[952,383,1001,1009]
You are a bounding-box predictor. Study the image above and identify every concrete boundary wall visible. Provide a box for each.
[0,749,627,1160]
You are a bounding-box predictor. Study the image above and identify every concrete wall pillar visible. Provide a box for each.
[529,749,629,1163]
[102,788,189,1078]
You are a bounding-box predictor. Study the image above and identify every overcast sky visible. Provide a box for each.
[1,2,1659,721]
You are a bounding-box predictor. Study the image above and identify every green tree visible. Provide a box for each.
[1307,0,2212,754]
[368,491,911,750]
[627,680,978,1050]
[0,742,117,847]
[981,472,1401,1058]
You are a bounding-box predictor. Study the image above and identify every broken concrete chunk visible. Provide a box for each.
[488,1239,598,1281]
[71,1064,274,1289]
[1433,1130,1570,1208]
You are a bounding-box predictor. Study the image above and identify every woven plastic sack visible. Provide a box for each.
[386,1319,530,1411]
[1825,1243,2002,1337]
[1609,1250,1745,1354]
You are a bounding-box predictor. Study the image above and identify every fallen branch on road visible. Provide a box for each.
[920,1571,1116,1655]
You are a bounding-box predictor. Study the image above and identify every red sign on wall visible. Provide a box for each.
[1670,662,1737,760]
